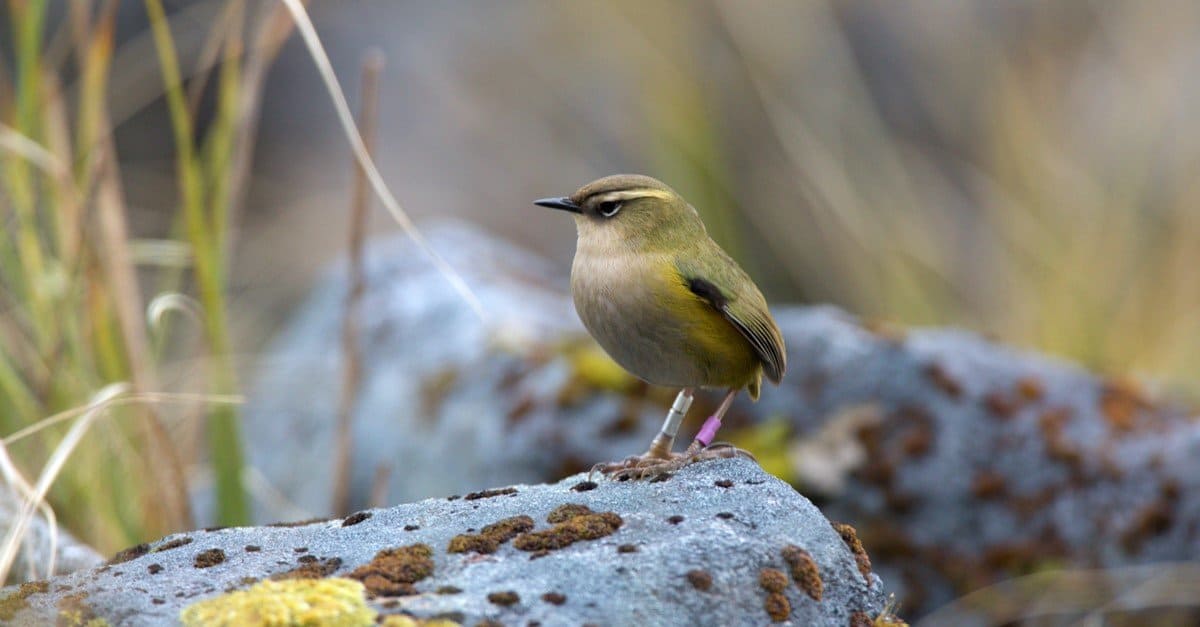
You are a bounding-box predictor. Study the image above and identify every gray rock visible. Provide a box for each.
[6,458,889,626]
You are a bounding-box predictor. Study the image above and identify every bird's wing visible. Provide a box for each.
[676,251,787,383]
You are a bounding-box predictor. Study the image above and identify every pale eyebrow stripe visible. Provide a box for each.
[592,188,673,203]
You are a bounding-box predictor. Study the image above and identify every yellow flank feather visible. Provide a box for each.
[659,261,762,397]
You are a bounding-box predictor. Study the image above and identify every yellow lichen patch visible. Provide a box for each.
[179,578,376,627]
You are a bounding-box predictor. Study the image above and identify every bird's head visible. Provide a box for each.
[535,174,706,253]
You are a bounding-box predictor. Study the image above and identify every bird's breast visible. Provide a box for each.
[570,249,758,389]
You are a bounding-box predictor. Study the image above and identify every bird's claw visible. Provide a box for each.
[592,443,757,482]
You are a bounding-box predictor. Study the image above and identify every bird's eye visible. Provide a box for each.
[597,201,622,217]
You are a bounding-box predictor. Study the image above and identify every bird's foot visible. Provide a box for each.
[592,442,757,482]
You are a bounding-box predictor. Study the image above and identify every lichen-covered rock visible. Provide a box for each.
[6,459,890,626]
[241,223,1200,619]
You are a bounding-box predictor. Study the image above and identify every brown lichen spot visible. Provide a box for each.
[148,563,164,575]
[272,556,343,580]
[437,585,463,594]
[487,590,520,606]
[541,592,567,605]
[107,542,150,565]
[781,545,823,601]
[403,524,420,531]
[571,481,598,492]
[245,545,261,552]
[714,479,734,488]
[849,610,873,627]
[1121,501,1175,553]
[686,569,713,591]
[57,591,98,625]
[298,555,318,563]
[465,486,518,500]
[833,523,872,583]
[547,503,594,523]
[923,363,963,398]
[448,515,536,554]
[294,547,309,553]
[194,548,226,568]
[716,512,735,520]
[342,511,372,527]
[0,580,48,621]
[155,536,194,552]
[617,544,638,554]
[667,515,685,525]
[151,598,166,605]
[982,391,1018,418]
[1016,376,1044,402]
[349,543,434,597]
[764,592,791,622]
[971,471,1007,499]
[1101,380,1149,431]
[759,568,788,593]
[513,512,623,552]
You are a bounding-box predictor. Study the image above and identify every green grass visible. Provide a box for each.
[0,0,286,554]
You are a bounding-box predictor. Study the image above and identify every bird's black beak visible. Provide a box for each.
[534,196,582,214]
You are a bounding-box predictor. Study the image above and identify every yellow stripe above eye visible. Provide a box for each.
[592,188,674,203]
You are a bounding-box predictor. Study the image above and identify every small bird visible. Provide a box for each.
[536,174,786,479]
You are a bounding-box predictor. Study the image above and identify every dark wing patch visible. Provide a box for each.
[686,277,786,383]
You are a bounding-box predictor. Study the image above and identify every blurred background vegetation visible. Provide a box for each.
[2,0,1199,565]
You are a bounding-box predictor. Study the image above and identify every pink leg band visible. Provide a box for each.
[695,415,722,447]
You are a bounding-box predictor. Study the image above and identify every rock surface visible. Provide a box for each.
[6,458,889,626]
[240,222,1200,619]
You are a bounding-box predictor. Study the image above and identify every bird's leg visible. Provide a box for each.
[606,388,752,481]
[590,389,693,478]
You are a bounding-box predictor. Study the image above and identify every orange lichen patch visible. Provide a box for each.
[970,471,1007,499]
[982,391,1018,418]
[833,523,872,583]
[272,556,344,580]
[155,536,194,552]
[763,592,791,622]
[447,515,535,554]
[349,544,434,597]
[686,569,713,591]
[781,545,822,601]
[1100,379,1150,431]
[487,590,520,606]
[850,611,873,627]
[923,363,963,398]
[108,543,150,565]
[546,504,594,523]
[513,512,623,552]
[1016,376,1044,402]
[1121,500,1174,553]
[861,319,906,344]
[1038,408,1083,469]
[541,592,566,605]
[464,487,518,500]
[193,548,226,568]
[759,568,788,593]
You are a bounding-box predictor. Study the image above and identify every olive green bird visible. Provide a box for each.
[536,174,786,480]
